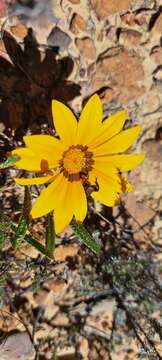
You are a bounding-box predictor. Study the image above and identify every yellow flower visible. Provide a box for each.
[12,94,144,234]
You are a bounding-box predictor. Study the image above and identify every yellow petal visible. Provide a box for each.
[94,126,141,157]
[54,180,74,234]
[15,175,54,186]
[12,148,42,171]
[89,110,126,148]
[72,181,87,222]
[76,94,102,144]
[53,179,87,234]
[89,169,121,207]
[31,173,64,218]
[94,154,145,172]
[90,167,121,190]
[23,135,64,168]
[52,100,78,147]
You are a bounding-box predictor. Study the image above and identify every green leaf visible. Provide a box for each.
[25,234,54,259]
[45,214,55,256]
[0,156,19,169]
[71,219,101,254]
[12,215,28,248]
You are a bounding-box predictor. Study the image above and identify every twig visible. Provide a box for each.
[4,290,38,357]
[84,324,110,340]
[112,287,162,360]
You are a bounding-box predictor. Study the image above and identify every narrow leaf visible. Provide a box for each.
[0,156,19,169]
[45,214,55,255]
[71,220,101,254]
[25,235,54,259]
[12,215,27,248]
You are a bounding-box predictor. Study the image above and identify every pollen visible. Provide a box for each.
[59,145,94,181]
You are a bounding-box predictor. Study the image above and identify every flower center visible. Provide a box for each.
[63,148,85,173]
[59,145,94,181]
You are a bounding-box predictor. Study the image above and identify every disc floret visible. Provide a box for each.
[59,144,94,181]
